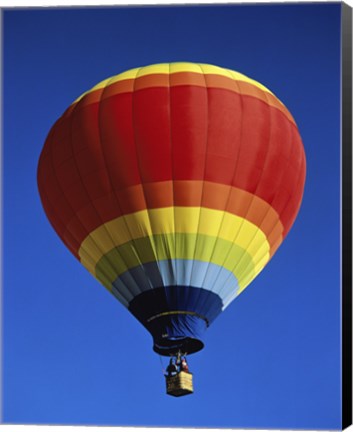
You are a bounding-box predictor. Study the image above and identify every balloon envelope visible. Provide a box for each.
[37,63,306,355]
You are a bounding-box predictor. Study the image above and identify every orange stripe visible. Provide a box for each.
[70,180,283,256]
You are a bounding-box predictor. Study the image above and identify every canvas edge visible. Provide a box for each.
[342,1,352,430]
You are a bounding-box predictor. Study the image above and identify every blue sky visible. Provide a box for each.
[2,3,342,428]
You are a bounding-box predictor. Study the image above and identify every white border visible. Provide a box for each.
[0,1,351,432]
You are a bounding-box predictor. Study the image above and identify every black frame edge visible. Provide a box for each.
[342,2,352,430]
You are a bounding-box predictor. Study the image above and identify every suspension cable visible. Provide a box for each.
[159,354,166,376]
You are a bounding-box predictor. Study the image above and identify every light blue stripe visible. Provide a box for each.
[111,260,239,308]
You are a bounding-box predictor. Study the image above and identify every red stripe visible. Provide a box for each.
[171,85,209,180]
[99,91,141,188]
[38,84,305,255]
[133,87,173,183]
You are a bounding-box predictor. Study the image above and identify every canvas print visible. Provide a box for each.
[2,2,352,430]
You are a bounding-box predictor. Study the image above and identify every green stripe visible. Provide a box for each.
[95,233,256,287]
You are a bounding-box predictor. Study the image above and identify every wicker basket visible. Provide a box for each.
[166,371,193,397]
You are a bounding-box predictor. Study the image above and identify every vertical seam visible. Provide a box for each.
[131,66,165,313]
[221,99,300,306]
[217,84,275,299]
[168,63,177,309]
[187,63,212,318]
[70,84,134,303]
[38,131,81,257]
[45,104,131,304]
[231,134,305,296]
[92,73,146,302]
[196,69,245,307]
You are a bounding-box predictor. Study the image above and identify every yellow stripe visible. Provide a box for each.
[72,62,275,105]
[78,207,270,278]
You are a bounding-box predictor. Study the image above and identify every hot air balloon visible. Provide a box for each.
[37,62,306,397]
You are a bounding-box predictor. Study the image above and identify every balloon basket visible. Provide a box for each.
[166,371,193,397]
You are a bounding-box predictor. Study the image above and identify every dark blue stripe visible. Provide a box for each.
[128,285,223,355]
